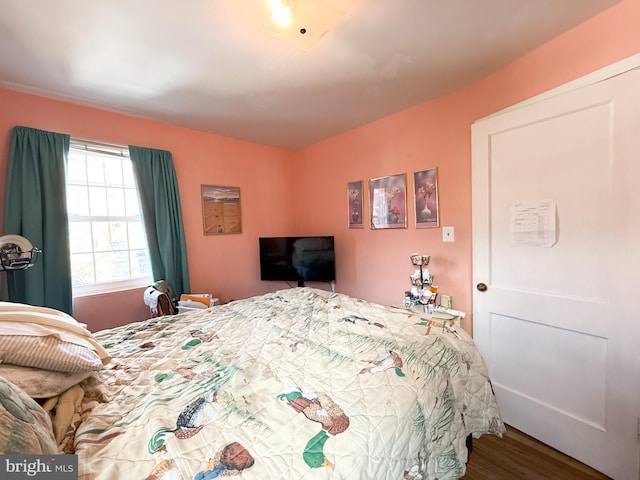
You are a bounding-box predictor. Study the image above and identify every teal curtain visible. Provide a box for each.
[129,145,190,297]
[2,126,72,313]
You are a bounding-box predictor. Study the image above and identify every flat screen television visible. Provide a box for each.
[259,236,335,286]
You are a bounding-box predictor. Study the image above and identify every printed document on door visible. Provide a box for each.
[510,200,557,247]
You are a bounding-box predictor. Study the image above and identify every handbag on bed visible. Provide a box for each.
[143,280,177,317]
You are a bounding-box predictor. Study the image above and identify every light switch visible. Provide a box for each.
[442,226,455,243]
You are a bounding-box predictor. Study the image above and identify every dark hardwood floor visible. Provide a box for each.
[463,424,611,479]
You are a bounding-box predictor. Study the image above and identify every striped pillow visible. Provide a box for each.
[0,334,103,372]
[0,302,110,373]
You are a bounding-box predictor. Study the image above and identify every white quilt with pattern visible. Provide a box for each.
[71,288,504,479]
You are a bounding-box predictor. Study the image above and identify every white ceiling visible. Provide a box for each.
[0,0,621,150]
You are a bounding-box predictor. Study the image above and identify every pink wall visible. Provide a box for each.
[294,0,640,332]
[1,0,638,333]
[0,90,295,331]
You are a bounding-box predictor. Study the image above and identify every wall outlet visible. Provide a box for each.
[442,226,455,243]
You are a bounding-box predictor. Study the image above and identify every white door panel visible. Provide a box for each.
[472,66,640,479]
[490,313,606,426]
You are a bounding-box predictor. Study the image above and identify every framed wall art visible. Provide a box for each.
[369,173,407,229]
[347,180,364,228]
[413,168,439,228]
[201,184,242,235]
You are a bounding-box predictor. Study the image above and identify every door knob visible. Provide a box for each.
[476,283,487,292]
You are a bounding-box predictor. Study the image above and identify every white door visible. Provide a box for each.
[472,65,640,479]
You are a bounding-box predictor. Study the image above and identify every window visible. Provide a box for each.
[66,139,152,296]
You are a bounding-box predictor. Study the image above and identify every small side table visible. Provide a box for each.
[394,304,464,329]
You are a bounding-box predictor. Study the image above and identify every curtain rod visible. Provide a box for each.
[69,138,129,158]
[70,137,128,150]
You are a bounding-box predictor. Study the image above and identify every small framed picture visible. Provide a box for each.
[369,173,407,229]
[201,185,242,235]
[347,180,364,228]
[413,168,439,228]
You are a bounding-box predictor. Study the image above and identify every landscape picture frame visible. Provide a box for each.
[201,184,242,235]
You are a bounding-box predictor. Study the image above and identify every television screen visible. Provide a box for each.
[259,236,335,285]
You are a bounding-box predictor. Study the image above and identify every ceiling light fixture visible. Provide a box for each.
[270,0,293,27]
[261,0,354,51]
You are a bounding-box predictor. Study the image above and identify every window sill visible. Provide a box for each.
[72,276,153,298]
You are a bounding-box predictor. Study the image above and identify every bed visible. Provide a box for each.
[0,287,504,480]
